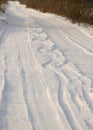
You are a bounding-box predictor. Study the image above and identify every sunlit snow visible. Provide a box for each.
[0,1,93,130]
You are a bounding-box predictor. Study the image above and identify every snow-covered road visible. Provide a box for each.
[0,1,93,130]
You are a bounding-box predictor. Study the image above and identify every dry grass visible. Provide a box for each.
[20,0,93,25]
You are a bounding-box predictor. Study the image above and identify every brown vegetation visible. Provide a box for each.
[0,0,8,12]
[20,0,93,25]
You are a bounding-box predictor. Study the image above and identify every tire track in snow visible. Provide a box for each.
[15,13,70,130]
[62,63,93,110]
[0,56,8,130]
[17,50,35,130]
[0,79,8,130]
[0,25,33,130]
[19,21,92,127]
[28,19,81,130]
[38,34,93,124]
[26,23,72,130]
[30,18,93,129]
[0,29,13,130]
[15,26,36,130]
[61,64,93,129]
[0,23,8,47]
[43,63,86,130]
[46,65,89,130]
[0,49,12,130]
[1,3,93,129]
[0,55,6,102]
[29,21,82,129]
[56,75,82,130]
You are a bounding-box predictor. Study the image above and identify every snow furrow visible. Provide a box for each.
[25,23,73,129]
[0,2,93,130]
[30,19,93,129]
[17,49,34,130]
[28,17,92,130]
[57,76,82,130]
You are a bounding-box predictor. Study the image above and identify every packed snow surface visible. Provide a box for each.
[0,1,93,130]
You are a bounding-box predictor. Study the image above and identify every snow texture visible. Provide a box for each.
[0,1,93,130]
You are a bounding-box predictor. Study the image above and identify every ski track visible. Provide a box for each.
[0,1,93,130]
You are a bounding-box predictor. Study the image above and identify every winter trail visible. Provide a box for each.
[0,1,93,130]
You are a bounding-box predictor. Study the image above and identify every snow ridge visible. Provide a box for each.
[0,1,93,130]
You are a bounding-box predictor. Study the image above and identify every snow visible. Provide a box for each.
[0,1,93,130]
